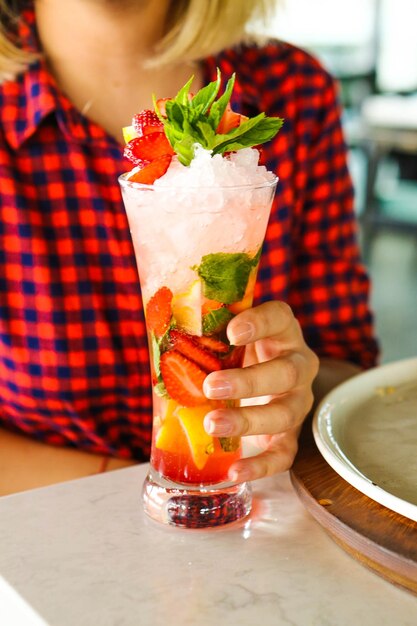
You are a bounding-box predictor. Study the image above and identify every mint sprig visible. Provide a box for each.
[193,249,261,304]
[202,307,234,335]
[154,69,283,166]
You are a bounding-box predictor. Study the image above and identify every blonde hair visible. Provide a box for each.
[155,0,277,66]
[0,1,38,81]
[0,0,277,82]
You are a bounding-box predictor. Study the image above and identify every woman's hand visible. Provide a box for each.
[203,301,320,482]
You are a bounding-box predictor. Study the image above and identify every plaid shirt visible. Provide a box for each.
[0,12,378,460]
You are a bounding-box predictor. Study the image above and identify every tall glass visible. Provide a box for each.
[119,175,277,528]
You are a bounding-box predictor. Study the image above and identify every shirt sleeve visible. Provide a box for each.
[287,72,379,368]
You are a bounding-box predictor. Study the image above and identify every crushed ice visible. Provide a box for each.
[153,145,275,189]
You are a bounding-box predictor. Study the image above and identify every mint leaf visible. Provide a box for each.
[194,119,217,145]
[212,113,266,146]
[213,116,284,155]
[165,101,186,128]
[150,328,173,380]
[171,134,197,166]
[154,382,169,398]
[190,69,221,115]
[175,75,194,105]
[202,307,234,335]
[194,252,255,304]
[207,73,236,129]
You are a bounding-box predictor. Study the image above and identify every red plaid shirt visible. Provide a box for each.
[0,12,378,460]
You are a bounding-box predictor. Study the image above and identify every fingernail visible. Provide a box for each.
[205,417,233,436]
[204,379,232,399]
[229,321,254,344]
[230,468,252,483]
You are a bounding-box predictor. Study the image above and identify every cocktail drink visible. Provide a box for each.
[119,71,282,528]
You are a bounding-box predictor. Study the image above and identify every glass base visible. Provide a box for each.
[142,468,252,529]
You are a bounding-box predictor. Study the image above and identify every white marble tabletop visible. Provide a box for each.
[0,464,416,626]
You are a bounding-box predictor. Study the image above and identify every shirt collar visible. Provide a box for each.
[2,61,59,150]
[1,9,55,149]
[2,8,113,150]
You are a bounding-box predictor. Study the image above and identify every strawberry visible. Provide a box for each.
[160,350,207,406]
[124,132,174,165]
[216,103,248,134]
[128,154,172,185]
[196,336,230,354]
[170,329,222,372]
[156,94,193,118]
[132,110,163,136]
[221,345,246,369]
[155,98,170,118]
[145,286,173,338]
[123,139,148,166]
[257,146,264,164]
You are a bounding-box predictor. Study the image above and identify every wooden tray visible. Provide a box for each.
[290,419,417,595]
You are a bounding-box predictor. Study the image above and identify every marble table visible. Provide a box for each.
[0,464,416,626]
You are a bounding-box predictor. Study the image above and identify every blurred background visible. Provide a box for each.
[256,0,417,364]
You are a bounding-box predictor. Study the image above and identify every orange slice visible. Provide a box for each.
[155,399,185,454]
[122,125,139,143]
[155,399,215,470]
[155,415,186,455]
[228,267,258,314]
[171,279,202,336]
[176,404,214,470]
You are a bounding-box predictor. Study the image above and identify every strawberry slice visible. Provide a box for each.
[123,140,148,167]
[155,98,170,118]
[196,336,230,354]
[257,146,265,165]
[133,110,163,136]
[221,345,246,369]
[128,154,172,185]
[216,103,247,134]
[170,329,222,372]
[145,286,173,337]
[156,94,193,118]
[160,350,207,406]
[124,132,174,165]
